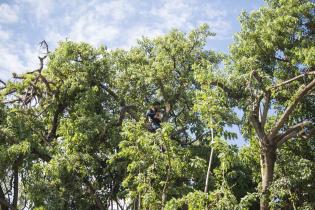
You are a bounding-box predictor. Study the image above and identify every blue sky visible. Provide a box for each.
[0,0,265,79]
[0,0,266,147]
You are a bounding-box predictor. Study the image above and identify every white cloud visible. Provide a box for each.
[68,14,120,46]
[21,0,55,22]
[0,3,18,23]
[0,26,11,40]
[121,26,164,49]
[0,41,39,80]
[203,3,227,19]
[94,0,135,22]
[70,24,119,46]
[207,18,232,37]
[0,46,25,78]
[149,0,231,39]
[41,0,136,47]
[150,0,194,30]
[0,0,241,79]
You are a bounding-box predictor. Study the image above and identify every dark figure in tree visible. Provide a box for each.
[146,101,163,132]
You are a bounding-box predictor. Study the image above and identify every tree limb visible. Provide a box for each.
[116,105,138,126]
[277,125,315,147]
[270,71,315,89]
[46,103,66,142]
[252,70,267,91]
[210,79,247,101]
[0,80,6,90]
[269,78,315,140]
[250,109,265,140]
[276,120,312,145]
[83,178,106,210]
[12,164,18,209]
[260,91,271,128]
[0,185,9,210]
[31,147,52,162]
[100,83,138,126]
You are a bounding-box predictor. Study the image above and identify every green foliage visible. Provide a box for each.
[0,1,314,209]
[112,120,206,209]
[165,186,238,210]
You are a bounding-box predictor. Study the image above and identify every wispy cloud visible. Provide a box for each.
[0,3,19,23]
[0,0,264,78]
[0,43,38,80]
[21,0,55,21]
[0,26,11,40]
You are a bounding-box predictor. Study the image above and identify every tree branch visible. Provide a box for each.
[0,80,6,91]
[0,185,9,210]
[100,83,139,126]
[269,78,315,140]
[116,105,138,126]
[276,120,312,145]
[12,164,18,209]
[271,71,315,89]
[252,70,267,91]
[260,91,271,128]
[250,93,265,140]
[83,178,106,210]
[46,103,66,142]
[31,147,52,162]
[209,78,249,102]
[277,125,315,147]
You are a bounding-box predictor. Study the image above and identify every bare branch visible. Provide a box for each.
[260,91,271,128]
[271,71,315,89]
[39,40,50,55]
[277,125,315,147]
[250,94,266,140]
[251,113,265,140]
[3,98,23,104]
[276,120,312,143]
[269,78,315,139]
[0,80,6,87]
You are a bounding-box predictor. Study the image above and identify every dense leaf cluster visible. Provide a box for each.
[0,0,314,209]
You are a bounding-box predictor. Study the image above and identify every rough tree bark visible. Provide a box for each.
[260,142,277,210]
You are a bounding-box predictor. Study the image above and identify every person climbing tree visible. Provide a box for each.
[146,101,163,132]
[146,101,172,132]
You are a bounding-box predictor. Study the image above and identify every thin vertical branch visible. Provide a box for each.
[204,117,215,193]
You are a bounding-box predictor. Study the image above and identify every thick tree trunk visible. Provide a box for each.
[260,145,277,210]
[12,165,19,209]
[0,185,9,210]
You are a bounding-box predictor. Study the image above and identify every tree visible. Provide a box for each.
[0,25,228,209]
[110,25,228,208]
[0,41,122,209]
[0,1,314,208]
[226,0,315,209]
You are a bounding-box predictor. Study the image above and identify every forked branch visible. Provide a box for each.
[269,78,315,139]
